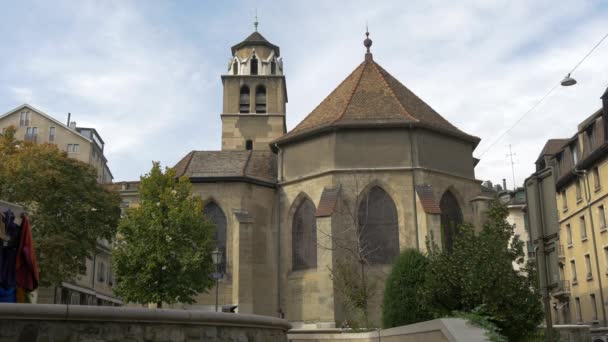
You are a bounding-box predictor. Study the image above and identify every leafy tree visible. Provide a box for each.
[423,200,543,341]
[113,162,215,307]
[0,126,121,286]
[382,248,432,328]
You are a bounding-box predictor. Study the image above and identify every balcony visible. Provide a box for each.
[552,280,571,300]
[557,244,565,264]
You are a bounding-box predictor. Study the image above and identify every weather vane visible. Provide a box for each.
[254,9,259,32]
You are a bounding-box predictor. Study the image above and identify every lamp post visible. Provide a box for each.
[211,248,223,312]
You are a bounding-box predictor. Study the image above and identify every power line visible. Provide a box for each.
[477,30,608,159]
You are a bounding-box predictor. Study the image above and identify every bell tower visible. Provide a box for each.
[221,25,287,151]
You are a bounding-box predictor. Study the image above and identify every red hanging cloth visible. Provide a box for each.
[16,216,39,291]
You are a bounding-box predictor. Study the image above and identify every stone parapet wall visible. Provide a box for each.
[288,318,489,342]
[0,304,290,342]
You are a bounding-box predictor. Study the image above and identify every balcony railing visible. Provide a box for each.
[552,279,571,300]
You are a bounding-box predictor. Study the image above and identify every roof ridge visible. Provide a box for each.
[331,60,368,125]
[178,151,196,177]
[370,61,418,122]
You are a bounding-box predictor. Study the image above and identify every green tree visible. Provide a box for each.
[113,162,216,307]
[382,248,432,328]
[423,200,543,341]
[0,126,121,286]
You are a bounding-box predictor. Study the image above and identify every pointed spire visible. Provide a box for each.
[363,24,373,60]
[254,9,259,32]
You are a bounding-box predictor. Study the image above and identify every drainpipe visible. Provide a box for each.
[274,143,284,318]
[408,125,420,250]
[574,167,607,326]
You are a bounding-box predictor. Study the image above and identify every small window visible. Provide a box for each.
[581,216,587,240]
[591,294,598,320]
[571,143,579,164]
[603,246,608,273]
[599,206,607,231]
[20,111,31,126]
[575,297,582,322]
[562,191,568,211]
[232,60,238,75]
[585,254,592,280]
[270,60,277,75]
[97,262,106,283]
[49,127,55,142]
[245,139,253,150]
[250,55,258,75]
[239,85,250,113]
[571,260,578,283]
[255,85,266,114]
[566,224,573,245]
[575,180,582,201]
[593,167,601,190]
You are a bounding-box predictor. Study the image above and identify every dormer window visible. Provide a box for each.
[255,85,266,113]
[232,60,238,75]
[239,85,250,113]
[250,55,258,75]
[571,143,579,164]
[270,60,276,75]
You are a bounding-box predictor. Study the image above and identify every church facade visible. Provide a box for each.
[119,29,489,327]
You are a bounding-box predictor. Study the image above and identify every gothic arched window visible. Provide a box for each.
[270,60,277,75]
[204,202,227,273]
[440,190,463,252]
[292,198,317,271]
[255,85,266,114]
[239,85,250,113]
[232,60,238,75]
[358,186,399,264]
[250,55,258,75]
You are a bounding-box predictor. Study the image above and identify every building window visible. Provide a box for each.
[440,190,463,252]
[358,186,399,264]
[591,294,598,321]
[255,85,266,114]
[575,297,582,322]
[20,111,30,126]
[292,197,317,271]
[571,259,578,284]
[25,127,38,142]
[245,139,253,150]
[232,60,238,75]
[575,180,582,201]
[593,167,601,190]
[566,224,573,245]
[49,127,55,143]
[270,60,277,75]
[239,85,250,113]
[250,55,258,75]
[585,254,593,280]
[562,191,568,211]
[600,205,607,231]
[97,262,105,283]
[203,202,227,274]
[604,247,608,274]
[571,143,579,164]
[581,216,587,241]
[67,144,80,153]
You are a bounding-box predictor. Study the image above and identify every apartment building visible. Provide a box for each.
[0,103,120,306]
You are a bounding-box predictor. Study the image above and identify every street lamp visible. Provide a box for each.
[211,247,223,312]
[561,73,577,87]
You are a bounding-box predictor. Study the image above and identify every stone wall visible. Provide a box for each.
[0,304,290,342]
[287,318,489,342]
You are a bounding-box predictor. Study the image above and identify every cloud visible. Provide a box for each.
[1,0,607,186]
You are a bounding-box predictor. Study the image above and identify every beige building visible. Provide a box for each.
[0,104,120,306]
[117,28,489,327]
[532,90,608,327]
[497,187,530,271]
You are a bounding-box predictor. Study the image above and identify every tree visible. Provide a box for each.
[113,163,216,307]
[382,248,432,328]
[0,126,121,286]
[423,200,543,341]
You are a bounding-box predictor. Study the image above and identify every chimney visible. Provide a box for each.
[67,112,71,126]
[502,178,507,191]
[69,121,77,129]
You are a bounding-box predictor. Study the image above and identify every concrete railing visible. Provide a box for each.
[288,318,490,342]
[0,304,290,341]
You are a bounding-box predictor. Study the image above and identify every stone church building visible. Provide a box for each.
[119,28,488,328]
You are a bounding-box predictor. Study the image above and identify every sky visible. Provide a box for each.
[1,0,608,188]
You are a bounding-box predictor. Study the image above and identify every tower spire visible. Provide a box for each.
[363,23,373,60]
[254,9,259,32]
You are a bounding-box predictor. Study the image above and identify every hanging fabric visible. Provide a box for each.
[16,215,38,292]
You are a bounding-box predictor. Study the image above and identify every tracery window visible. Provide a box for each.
[255,85,266,114]
[358,186,399,264]
[440,190,463,252]
[232,60,238,75]
[292,198,317,270]
[250,55,258,75]
[204,202,227,273]
[239,85,250,113]
[270,60,277,75]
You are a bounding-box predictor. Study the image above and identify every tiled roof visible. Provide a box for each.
[274,54,479,145]
[173,150,277,184]
[535,139,569,163]
[415,184,441,214]
[316,186,341,217]
[231,31,280,57]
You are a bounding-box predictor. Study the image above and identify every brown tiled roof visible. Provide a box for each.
[535,139,569,163]
[316,186,341,217]
[173,150,277,184]
[415,184,441,214]
[274,54,479,145]
[231,31,280,57]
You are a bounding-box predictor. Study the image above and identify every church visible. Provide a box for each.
[119,27,488,328]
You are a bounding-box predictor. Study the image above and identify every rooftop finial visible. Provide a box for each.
[363,23,373,58]
[254,9,259,32]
